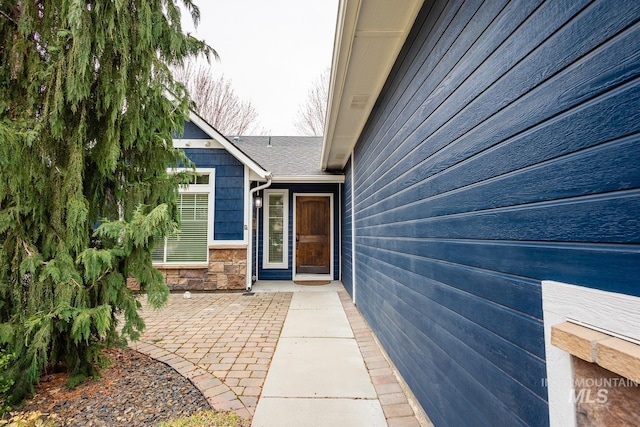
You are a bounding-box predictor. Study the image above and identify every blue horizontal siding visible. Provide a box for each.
[358,1,639,203]
[359,191,640,242]
[358,93,640,219]
[184,148,245,240]
[373,238,640,296]
[182,121,210,139]
[358,243,545,359]
[358,266,547,426]
[346,0,640,426]
[358,239,543,316]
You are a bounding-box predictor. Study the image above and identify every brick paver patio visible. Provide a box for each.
[130,285,426,426]
[338,289,427,427]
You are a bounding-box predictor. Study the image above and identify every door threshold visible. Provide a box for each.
[293,274,332,281]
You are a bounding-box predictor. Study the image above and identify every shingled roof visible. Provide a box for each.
[231,136,344,182]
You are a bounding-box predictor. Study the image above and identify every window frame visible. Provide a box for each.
[152,168,215,265]
[262,189,289,269]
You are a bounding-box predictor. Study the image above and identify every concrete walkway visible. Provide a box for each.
[131,281,422,426]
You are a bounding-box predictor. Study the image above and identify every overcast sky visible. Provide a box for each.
[180,1,339,135]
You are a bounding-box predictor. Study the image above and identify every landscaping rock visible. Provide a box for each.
[12,347,211,426]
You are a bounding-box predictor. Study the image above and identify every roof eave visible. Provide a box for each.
[184,111,271,179]
[321,0,425,171]
[271,174,345,184]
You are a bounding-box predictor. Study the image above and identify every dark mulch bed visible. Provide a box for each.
[10,346,212,426]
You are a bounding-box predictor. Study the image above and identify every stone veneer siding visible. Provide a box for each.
[573,358,640,426]
[155,246,247,291]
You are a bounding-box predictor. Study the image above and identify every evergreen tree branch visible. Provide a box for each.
[0,0,214,404]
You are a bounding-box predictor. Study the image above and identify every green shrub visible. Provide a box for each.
[0,350,15,415]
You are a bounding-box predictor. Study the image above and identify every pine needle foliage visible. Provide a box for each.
[0,0,215,403]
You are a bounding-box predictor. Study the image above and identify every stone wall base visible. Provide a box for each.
[573,357,640,426]
[153,246,247,291]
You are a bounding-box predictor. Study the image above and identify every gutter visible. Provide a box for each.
[246,174,273,291]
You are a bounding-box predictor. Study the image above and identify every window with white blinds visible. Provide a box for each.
[268,194,284,263]
[152,170,214,264]
[263,189,288,269]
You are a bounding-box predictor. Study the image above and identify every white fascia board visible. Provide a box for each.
[271,175,346,184]
[249,170,269,182]
[173,139,224,149]
[321,0,358,170]
[321,0,425,171]
[184,111,270,179]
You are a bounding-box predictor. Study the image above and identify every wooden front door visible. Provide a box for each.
[296,196,331,274]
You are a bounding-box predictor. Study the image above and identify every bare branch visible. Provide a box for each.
[294,68,329,136]
[172,63,263,136]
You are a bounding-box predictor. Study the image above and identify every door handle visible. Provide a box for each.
[296,235,299,242]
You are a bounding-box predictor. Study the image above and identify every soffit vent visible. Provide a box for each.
[350,94,369,109]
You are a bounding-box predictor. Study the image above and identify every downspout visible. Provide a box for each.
[247,174,272,291]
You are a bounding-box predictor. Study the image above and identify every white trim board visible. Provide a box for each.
[542,281,640,344]
[541,280,640,427]
[173,139,223,149]
[271,175,345,183]
[262,189,289,270]
[351,151,357,305]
